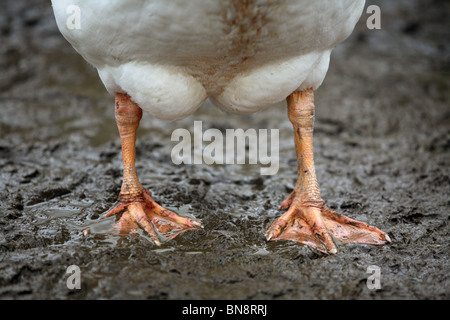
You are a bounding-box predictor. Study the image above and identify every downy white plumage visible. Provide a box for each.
[52,0,365,120]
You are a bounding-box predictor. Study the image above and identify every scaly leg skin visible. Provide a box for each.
[103,93,203,245]
[266,89,390,254]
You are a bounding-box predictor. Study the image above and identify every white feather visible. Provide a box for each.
[52,0,365,120]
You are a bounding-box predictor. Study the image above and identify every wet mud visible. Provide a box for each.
[0,0,448,299]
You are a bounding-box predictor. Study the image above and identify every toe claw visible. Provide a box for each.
[192,219,204,229]
[266,224,282,241]
[329,248,337,255]
[385,234,392,243]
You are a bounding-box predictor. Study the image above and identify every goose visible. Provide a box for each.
[51,0,390,254]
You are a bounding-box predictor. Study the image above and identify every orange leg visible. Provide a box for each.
[104,93,202,244]
[266,89,390,254]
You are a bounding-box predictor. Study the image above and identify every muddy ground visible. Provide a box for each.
[0,0,448,300]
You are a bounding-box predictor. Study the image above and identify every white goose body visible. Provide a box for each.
[52,0,365,120]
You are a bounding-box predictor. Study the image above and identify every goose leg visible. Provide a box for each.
[103,93,202,244]
[266,89,390,254]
